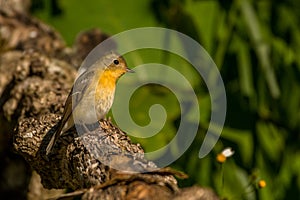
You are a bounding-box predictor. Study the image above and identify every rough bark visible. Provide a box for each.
[0,1,219,199]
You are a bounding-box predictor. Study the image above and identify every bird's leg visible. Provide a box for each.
[86,122,100,131]
[75,122,100,135]
[74,124,89,135]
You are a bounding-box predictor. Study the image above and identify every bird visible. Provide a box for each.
[46,52,133,155]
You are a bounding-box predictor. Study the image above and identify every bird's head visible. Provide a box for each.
[102,52,134,78]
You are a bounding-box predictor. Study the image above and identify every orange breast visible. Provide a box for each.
[96,68,126,92]
[97,70,117,90]
[94,69,125,118]
[95,70,116,103]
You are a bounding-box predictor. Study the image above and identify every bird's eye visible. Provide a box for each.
[113,59,119,65]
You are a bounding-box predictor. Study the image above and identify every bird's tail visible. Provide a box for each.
[46,120,64,155]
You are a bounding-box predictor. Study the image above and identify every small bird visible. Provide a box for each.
[46,52,133,155]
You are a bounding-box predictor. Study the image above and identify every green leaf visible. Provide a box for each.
[256,121,284,162]
[240,0,280,98]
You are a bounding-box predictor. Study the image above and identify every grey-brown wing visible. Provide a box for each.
[71,69,96,106]
[46,69,96,155]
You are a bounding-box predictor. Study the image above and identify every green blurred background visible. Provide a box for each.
[32,0,300,199]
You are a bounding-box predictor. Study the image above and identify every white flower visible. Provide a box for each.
[217,147,234,163]
[221,147,235,157]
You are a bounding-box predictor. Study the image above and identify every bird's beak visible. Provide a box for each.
[126,68,135,73]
